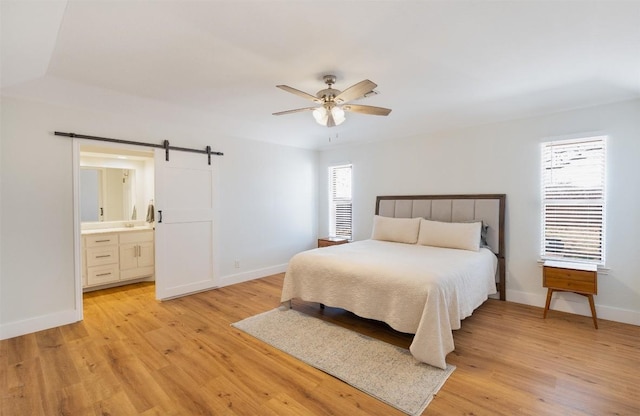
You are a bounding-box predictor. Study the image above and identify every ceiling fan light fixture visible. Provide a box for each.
[274,75,390,127]
[312,107,327,125]
[332,107,346,125]
[313,106,346,126]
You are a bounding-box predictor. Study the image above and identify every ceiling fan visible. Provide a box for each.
[273,75,392,127]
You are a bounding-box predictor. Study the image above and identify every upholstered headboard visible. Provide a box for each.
[376,194,506,300]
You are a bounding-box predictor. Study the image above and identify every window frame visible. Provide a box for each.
[328,164,353,240]
[540,135,607,266]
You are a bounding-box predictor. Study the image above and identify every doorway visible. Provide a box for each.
[75,141,156,311]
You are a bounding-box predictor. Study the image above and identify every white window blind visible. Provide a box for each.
[541,136,606,264]
[329,164,352,239]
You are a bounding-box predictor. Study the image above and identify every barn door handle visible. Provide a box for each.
[158,210,163,223]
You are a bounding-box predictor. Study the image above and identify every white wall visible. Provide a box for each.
[318,99,640,325]
[0,96,318,339]
[215,135,318,285]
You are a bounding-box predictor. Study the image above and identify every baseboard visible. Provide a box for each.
[219,263,288,288]
[0,309,80,341]
[507,289,640,326]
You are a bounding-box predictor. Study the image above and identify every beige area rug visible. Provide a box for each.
[232,308,455,416]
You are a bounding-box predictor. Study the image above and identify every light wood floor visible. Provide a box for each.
[2,273,639,416]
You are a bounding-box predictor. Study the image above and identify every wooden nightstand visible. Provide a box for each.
[317,237,349,248]
[543,260,598,328]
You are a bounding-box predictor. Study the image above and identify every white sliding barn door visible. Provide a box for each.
[154,149,217,300]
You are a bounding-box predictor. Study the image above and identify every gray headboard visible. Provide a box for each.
[376,194,506,301]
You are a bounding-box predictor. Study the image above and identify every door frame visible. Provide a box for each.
[72,140,83,320]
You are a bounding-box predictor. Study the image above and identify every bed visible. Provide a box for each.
[281,194,506,369]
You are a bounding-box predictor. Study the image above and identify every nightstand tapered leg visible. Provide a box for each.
[543,288,554,319]
[587,295,598,329]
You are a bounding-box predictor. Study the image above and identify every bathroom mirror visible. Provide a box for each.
[80,167,137,222]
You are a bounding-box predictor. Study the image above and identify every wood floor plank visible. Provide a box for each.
[2,357,47,416]
[52,382,94,416]
[4,332,39,365]
[65,339,126,404]
[101,339,169,413]
[200,374,278,416]
[33,327,82,415]
[92,389,141,416]
[263,392,314,416]
[152,365,236,416]
[1,274,639,415]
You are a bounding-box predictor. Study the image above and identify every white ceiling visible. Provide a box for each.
[2,0,639,149]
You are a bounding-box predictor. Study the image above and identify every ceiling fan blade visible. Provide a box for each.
[343,104,392,116]
[272,107,317,116]
[334,80,377,104]
[276,85,322,103]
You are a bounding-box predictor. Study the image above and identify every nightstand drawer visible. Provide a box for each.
[543,267,596,294]
[318,237,349,248]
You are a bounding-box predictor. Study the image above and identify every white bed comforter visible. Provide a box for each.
[281,239,498,369]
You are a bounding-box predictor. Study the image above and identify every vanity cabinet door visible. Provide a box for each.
[119,243,139,270]
[137,242,155,268]
[119,230,155,281]
[119,242,154,270]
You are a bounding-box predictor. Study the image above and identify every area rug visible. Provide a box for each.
[232,308,455,416]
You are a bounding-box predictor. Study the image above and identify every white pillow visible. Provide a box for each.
[417,219,481,251]
[371,215,421,244]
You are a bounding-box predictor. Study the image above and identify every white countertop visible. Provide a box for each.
[82,226,154,235]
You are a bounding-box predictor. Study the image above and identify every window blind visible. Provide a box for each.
[329,164,352,239]
[541,137,606,264]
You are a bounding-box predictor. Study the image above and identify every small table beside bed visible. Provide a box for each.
[281,194,506,370]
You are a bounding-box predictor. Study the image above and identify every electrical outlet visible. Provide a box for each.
[234,260,240,269]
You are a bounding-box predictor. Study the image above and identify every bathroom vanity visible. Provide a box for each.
[82,226,154,290]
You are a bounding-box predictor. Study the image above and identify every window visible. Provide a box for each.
[329,164,352,240]
[541,136,606,264]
